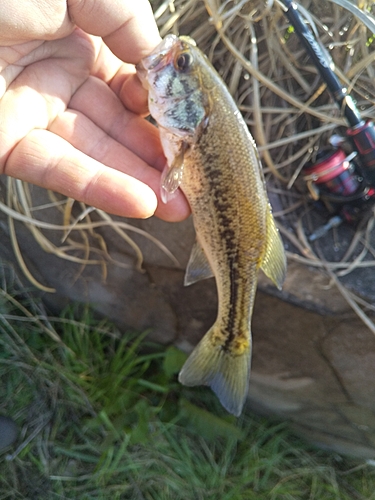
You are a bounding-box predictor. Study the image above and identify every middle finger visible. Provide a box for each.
[69,75,165,171]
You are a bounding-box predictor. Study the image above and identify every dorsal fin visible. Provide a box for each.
[260,206,287,290]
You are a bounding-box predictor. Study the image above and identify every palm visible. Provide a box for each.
[0,2,190,221]
[2,33,96,150]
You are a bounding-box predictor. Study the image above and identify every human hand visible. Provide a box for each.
[0,0,190,221]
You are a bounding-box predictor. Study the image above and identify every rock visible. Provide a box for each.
[249,293,375,459]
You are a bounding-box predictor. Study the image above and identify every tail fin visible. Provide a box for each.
[178,328,251,417]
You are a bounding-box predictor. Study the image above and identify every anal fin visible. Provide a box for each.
[184,240,214,286]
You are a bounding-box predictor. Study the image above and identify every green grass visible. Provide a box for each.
[1,269,375,499]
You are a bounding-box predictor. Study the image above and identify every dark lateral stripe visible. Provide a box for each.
[223,259,240,352]
[206,161,242,351]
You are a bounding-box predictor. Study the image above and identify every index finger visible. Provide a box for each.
[68,0,161,63]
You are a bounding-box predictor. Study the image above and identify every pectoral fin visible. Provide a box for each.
[161,162,183,204]
[184,240,214,286]
[161,142,188,204]
[260,207,287,289]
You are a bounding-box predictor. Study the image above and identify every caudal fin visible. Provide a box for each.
[178,329,251,417]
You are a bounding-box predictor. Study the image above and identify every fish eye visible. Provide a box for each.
[175,52,193,72]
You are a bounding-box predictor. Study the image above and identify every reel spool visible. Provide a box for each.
[303,148,375,238]
[303,148,361,206]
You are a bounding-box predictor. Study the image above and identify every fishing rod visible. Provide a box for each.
[278,0,375,238]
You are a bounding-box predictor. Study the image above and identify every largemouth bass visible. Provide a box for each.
[137,35,286,416]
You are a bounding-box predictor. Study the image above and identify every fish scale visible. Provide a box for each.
[137,34,286,416]
[182,98,262,358]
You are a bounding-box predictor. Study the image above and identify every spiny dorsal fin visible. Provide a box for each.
[260,206,287,290]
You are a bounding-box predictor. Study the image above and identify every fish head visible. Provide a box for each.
[137,34,210,138]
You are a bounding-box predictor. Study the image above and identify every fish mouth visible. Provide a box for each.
[136,34,179,86]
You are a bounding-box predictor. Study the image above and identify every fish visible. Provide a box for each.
[137,34,286,417]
